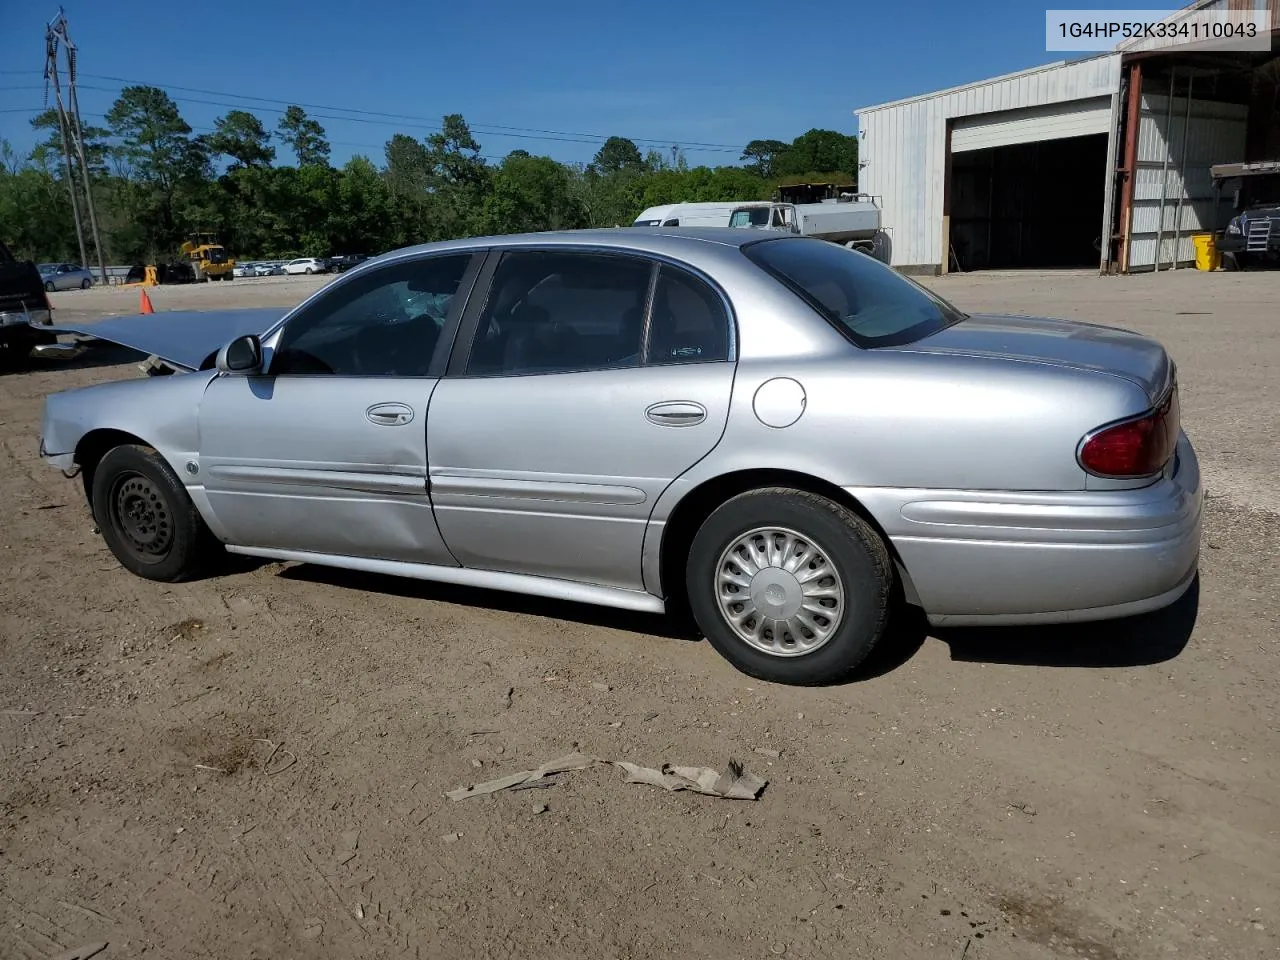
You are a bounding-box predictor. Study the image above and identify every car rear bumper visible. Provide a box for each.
[849,432,1203,625]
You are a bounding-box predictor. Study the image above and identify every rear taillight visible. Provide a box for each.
[1079,386,1179,478]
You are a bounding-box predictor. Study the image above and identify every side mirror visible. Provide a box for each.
[216,334,263,374]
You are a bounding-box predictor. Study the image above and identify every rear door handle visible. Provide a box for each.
[366,402,415,426]
[645,401,707,427]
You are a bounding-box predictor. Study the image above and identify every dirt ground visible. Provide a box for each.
[1,269,1277,960]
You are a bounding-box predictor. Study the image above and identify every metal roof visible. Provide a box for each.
[853,55,1115,115]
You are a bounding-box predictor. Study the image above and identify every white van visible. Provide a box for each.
[631,201,771,228]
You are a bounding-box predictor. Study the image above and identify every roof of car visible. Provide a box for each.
[384,227,773,262]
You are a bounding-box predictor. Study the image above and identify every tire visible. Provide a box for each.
[81,278,91,289]
[44,280,55,292]
[305,267,314,274]
[685,488,892,685]
[91,444,215,582]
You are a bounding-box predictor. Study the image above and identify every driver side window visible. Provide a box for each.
[271,254,473,377]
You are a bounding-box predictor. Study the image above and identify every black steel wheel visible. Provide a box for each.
[92,444,216,581]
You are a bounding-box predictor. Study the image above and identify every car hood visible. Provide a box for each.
[47,307,286,371]
[889,313,1172,401]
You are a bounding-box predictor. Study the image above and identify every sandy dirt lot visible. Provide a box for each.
[1,269,1277,960]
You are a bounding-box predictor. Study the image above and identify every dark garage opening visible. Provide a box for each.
[948,133,1108,270]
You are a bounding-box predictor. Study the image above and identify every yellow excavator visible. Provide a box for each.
[179,232,236,281]
[124,233,237,286]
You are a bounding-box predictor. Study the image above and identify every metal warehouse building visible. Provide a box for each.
[855,0,1279,274]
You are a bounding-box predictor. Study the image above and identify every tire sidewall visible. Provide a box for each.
[686,491,890,685]
[92,445,206,581]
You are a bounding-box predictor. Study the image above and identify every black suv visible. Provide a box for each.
[0,239,57,371]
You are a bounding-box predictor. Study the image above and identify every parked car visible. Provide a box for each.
[37,229,1202,685]
[283,257,328,275]
[38,262,95,291]
[254,262,282,277]
[232,262,258,278]
[2,240,56,370]
[328,254,370,273]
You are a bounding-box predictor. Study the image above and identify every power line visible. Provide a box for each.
[6,68,748,156]
[77,73,746,151]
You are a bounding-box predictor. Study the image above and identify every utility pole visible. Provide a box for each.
[44,8,108,284]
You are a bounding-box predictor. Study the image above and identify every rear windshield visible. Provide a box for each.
[743,237,966,347]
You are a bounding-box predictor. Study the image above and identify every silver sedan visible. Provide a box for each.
[38,229,1202,685]
[38,262,95,291]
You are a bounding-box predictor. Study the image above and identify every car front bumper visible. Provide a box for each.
[850,432,1203,626]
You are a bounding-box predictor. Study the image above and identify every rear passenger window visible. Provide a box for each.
[645,267,730,365]
[466,252,653,376]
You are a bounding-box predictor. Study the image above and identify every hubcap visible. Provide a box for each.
[111,473,173,561]
[714,526,845,657]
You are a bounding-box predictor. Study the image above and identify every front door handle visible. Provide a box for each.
[366,402,415,426]
[645,401,707,427]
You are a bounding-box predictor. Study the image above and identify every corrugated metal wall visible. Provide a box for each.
[1127,91,1248,269]
[858,55,1122,270]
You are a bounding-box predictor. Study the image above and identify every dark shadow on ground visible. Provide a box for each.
[277,563,699,642]
[935,575,1199,668]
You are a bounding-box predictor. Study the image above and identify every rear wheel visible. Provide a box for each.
[91,444,216,581]
[44,280,55,292]
[685,488,892,685]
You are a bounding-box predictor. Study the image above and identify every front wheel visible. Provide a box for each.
[81,278,92,289]
[305,267,314,274]
[91,444,217,582]
[685,488,892,685]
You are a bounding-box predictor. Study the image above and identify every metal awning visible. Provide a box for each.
[1211,160,1280,180]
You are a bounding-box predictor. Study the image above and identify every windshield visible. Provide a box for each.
[743,237,967,348]
[729,207,771,228]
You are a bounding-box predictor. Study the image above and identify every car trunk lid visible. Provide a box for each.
[889,313,1173,402]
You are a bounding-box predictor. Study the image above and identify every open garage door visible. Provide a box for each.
[951,97,1114,153]
[948,133,1109,270]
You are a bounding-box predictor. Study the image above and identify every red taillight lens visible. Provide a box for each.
[1079,387,1179,478]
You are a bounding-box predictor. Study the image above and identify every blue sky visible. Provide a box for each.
[1,0,1134,168]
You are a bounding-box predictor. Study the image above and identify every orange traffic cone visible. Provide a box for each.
[139,288,155,315]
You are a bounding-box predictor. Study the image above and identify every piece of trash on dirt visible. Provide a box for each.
[502,687,513,709]
[591,682,611,692]
[533,803,548,814]
[608,721,622,728]
[616,759,767,800]
[1010,802,1037,816]
[643,711,659,722]
[441,832,460,843]
[471,759,483,768]
[447,751,767,801]
[446,752,597,801]
[51,944,108,960]
[356,903,365,920]
[754,747,782,759]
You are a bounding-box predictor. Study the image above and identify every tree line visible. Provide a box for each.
[0,85,859,264]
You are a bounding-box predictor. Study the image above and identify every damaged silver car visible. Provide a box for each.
[39,229,1202,685]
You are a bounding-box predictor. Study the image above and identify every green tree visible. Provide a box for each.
[105,85,209,259]
[740,138,788,178]
[483,153,586,234]
[774,128,859,181]
[277,105,331,167]
[591,136,644,174]
[29,109,112,177]
[206,110,275,169]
